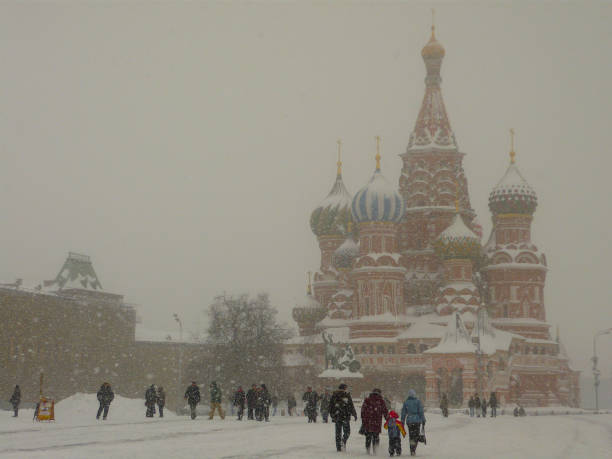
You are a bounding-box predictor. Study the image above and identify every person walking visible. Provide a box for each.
[287,394,297,416]
[96,382,114,420]
[145,384,157,417]
[157,386,166,418]
[209,381,225,420]
[440,393,449,417]
[302,386,319,423]
[489,392,498,418]
[481,396,488,418]
[384,410,406,457]
[246,384,257,420]
[233,386,246,420]
[361,388,389,455]
[474,394,481,418]
[329,383,357,452]
[9,385,21,418]
[184,381,201,420]
[260,384,272,422]
[320,388,331,423]
[400,389,426,457]
[468,395,475,417]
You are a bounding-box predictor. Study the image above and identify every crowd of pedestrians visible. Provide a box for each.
[468,392,498,418]
[9,379,531,456]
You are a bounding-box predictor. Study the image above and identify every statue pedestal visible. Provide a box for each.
[318,369,364,379]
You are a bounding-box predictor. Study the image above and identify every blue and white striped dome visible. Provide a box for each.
[351,169,405,223]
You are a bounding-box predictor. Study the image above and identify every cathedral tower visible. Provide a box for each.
[310,142,352,307]
[350,139,406,338]
[482,132,549,339]
[399,25,478,307]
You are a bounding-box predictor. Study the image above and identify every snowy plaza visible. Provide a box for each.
[0,394,610,459]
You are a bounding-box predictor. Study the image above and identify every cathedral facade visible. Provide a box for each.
[288,27,580,408]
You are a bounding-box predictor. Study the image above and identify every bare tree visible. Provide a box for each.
[197,293,293,391]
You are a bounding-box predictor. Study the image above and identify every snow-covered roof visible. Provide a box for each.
[348,313,411,324]
[396,320,446,339]
[425,312,476,354]
[46,252,103,292]
[438,213,479,242]
[286,326,350,345]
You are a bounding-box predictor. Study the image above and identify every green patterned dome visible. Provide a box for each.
[310,174,353,237]
[433,213,481,260]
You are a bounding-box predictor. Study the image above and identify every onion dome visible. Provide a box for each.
[421,25,445,59]
[351,139,405,224]
[433,213,481,260]
[332,234,359,271]
[489,144,537,216]
[310,144,353,237]
[292,275,327,332]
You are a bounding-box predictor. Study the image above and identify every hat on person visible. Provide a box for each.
[338,383,347,390]
[372,388,382,394]
[388,410,399,419]
[408,389,416,397]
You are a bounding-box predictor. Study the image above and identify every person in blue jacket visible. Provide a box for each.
[400,389,425,456]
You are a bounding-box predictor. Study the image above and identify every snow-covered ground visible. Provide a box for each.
[1,393,611,458]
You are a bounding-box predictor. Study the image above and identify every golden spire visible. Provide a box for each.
[431,8,436,40]
[336,139,342,176]
[375,135,381,171]
[509,128,516,164]
[307,271,312,295]
[347,220,352,235]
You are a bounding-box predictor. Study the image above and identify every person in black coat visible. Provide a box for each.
[302,387,319,423]
[468,395,475,417]
[489,392,498,417]
[184,381,201,420]
[9,385,21,417]
[481,396,488,418]
[260,384,272,422]
[329,383,357,452]
[96,382,114,420]
[233,386,246,420]
[157,386,166,418]
[145,385,157,417]
[246,384,257,420]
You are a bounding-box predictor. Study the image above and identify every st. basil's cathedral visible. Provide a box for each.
[285,25,580,408]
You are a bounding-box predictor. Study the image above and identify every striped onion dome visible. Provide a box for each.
[489,161,537,215]
[351,169,405,224]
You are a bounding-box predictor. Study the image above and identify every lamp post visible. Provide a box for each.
[173,313,183,411]
[592,328,612,412]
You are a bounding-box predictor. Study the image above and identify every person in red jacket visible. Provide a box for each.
[360,388,389,455]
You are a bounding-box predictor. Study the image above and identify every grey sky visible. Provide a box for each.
[0,1,610,377]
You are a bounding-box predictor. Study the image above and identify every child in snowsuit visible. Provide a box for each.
[384,410,406,457]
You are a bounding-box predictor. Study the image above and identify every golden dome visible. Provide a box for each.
[421,26,445,59]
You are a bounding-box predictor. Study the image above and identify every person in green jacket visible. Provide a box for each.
[209,381,225,420]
